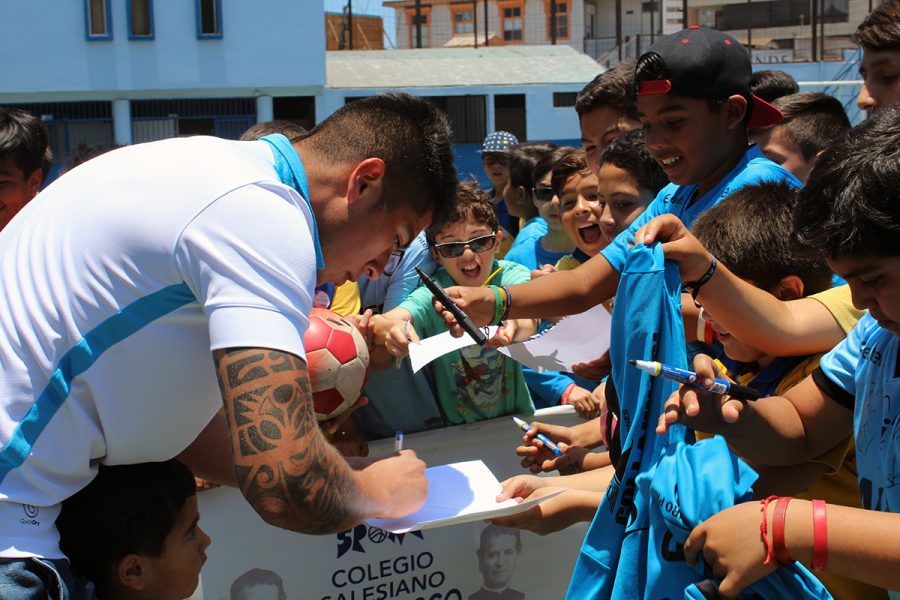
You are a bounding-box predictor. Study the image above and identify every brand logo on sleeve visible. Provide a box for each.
[20,504,40,526]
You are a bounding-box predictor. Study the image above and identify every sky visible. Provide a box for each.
[323,0,397,48]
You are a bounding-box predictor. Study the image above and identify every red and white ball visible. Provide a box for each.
[304,308,370,421]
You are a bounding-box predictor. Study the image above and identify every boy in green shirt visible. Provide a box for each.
[371,183,537,424]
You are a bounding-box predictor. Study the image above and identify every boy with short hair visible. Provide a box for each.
[854,0,900,113]
[656,106,900,598]
[56,460,210,600]
[502,141,558,254]
[750,92,851,184]
[371,183,537,424]
[435,28,796,344]
[690,182,883,600]
[505,147,594,411]
[575,60,641,172]
[0,107,51,229]
[748,69,800,102]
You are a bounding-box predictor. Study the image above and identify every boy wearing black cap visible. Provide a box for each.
[433,27,800,346]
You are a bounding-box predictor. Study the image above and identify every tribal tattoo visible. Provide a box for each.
[213,348,359,534]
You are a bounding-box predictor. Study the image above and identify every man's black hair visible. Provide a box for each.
[693,181,832,295]
[749,69,800,102]
[300,93,458,227]
[56,460,197,594]
[792,106,900,259]
[531,146,576,189]
[598,129,668,195]
[0,107,52,182]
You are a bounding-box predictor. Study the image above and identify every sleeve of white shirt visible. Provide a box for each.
[174,182,318,360]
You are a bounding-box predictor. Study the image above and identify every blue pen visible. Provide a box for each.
[394,431,404,452]
[512,416,563,457]
[629,359,760,401]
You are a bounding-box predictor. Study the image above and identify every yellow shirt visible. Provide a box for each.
[810,284,866,335]
[330,281,361,317]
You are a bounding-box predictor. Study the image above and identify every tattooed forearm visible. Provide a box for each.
[214,347,361,534]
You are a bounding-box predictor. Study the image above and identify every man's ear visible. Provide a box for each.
[346,158,386,207]
[117,554,148,591]
[773,274,805,301]
[723,95,749,130]
[25,169,43,200]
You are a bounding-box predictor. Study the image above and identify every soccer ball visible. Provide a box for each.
[305,308,370,421]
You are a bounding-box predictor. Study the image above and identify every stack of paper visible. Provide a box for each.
[366,460,563,534]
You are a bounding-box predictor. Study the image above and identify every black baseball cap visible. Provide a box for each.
[635,26,783,129]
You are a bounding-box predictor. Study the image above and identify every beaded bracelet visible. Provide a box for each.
[500,286,512,322]
[759,495,779,566]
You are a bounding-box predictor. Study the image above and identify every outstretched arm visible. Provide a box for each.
[435,254,621,335]
[213,347,427,534]
[637,214,849,356]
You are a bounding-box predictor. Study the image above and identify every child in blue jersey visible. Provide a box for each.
[433,27,796,346]
[370,183,537,425]
[656,108,900,598]
[504,146,600,410]
[501,142,557,255]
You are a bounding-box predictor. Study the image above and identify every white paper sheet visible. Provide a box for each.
[499,303,612,372]
[408,327,498,373]
[365,460,564,534]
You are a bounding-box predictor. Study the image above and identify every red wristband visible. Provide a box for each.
[772,496,793,566]
[561,383,577,405]
[704,319,718,345]
[811,499,828,572]
[759,495,779,566]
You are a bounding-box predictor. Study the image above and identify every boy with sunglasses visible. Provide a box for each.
[370,183,537,424]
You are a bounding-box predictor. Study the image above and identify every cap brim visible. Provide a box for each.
[747,96,783,129]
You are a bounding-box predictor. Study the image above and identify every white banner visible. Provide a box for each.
[193,408,592,600]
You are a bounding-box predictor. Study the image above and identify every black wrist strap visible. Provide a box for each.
[683,255,717,305]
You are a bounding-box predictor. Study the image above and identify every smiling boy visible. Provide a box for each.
[433,27,797,339]
[371,183,536,424]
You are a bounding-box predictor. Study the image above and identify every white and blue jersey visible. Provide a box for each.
[816,313,900,515]
[0,135,321,558]
[600,145,801,273]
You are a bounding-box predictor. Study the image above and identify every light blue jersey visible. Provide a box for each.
[818,313,900,515]
[600,145,801,273]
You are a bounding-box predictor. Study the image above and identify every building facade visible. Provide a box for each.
[1,1,324,167]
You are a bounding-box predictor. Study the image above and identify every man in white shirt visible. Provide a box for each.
[0,93,457,598]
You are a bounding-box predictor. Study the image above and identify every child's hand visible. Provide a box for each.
[567,385,604,420]
[530,264,557,279]
[656,354,746,435]
[487,486,579,536]
[516,421,583,474]
[487,320,517,348]
[634,214,714,283]
[684,500,779,598]
[343,309,375,351]
[432,286,496,335]
[572,351,611,380]
[384,320,419,358]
